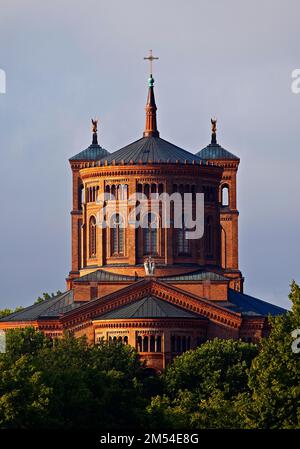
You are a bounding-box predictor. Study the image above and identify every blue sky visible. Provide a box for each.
[0,0,299,309]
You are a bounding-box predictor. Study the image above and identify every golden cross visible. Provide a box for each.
[144,49,159,75]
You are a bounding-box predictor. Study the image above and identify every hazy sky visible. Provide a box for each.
[0,0,299,309]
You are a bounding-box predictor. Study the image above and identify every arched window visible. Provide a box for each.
[171,336,175,353]
[182,336,187,352]
[206,216,214,257]
[156,336,162,352]
[158,183,164,195]
[111,213,124,256]
[187,336,191,350]
[150,336,155,352]
[176,336,181,353]
[143,336,149,352]
[144,184,150,199]
[137,336,142,352]
[143,213,158,255]
[78,185,84,209]
[177,215,189,255]
[221,185,229,207]
[111,185,116,200]
[89,216,97,258]
[119,184,128,200]
[151,183,157,198]
[105,185,110,201]
[191,185,196,202]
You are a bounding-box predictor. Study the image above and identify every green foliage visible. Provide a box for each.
[0,330,146,429]
[0,355,52,428]
[237,281,300,429]
[0,306,23,318]
[5,327,53,362]
[163,339,258,399]
[35,291,62,304]
[147,339,258,429]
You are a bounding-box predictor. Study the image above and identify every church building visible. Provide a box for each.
[0,60,285,370]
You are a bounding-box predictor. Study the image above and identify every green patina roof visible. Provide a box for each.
[95,295,201,320]
[196,143,239,160]
[69,144,110,161]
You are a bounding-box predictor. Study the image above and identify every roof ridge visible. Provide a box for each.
[152,296,172,316]
[158,137,202,159]
[155,279,241,317]
[132,295,151,317]
[43,291,74,314]
[0,291,71,321]
[100,137,145,162]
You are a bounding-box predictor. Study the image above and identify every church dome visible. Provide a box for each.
[196,119,239,161]
[101,135,204,165]
[196,142,239,161]
[69,143,109,161]
[69,119,110,161]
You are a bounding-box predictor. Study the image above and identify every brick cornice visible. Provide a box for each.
[78,163,223,182]
[0,321,39,330]
[93,318,207,329]
[208,160,240,169]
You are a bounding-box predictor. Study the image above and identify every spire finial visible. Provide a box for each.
[91,118,98,145]
[211,118,217,144]
[143,51,159,138]
[144,49,159,76]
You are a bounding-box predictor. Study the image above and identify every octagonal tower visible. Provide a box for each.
[67,75,229,286]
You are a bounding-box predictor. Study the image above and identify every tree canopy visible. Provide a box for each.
[0,328,147,429]
[0,282,299,429]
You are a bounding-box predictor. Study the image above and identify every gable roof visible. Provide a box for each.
[0,291,83,322]
[0,282,286,325]
[95,295,201,320]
